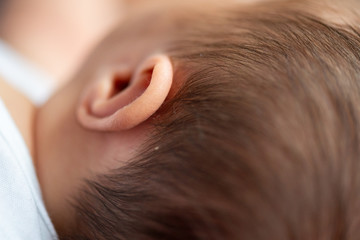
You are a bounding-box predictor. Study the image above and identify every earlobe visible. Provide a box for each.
[77,55,173,131]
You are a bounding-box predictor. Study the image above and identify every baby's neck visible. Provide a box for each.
[0,77,36,160]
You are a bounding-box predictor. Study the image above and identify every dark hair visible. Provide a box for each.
[63,3,360,240]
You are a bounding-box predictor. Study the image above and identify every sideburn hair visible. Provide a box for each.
[63,3,360,240]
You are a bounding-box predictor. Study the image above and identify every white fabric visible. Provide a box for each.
[0,40,54,105]
[0,98,57,239]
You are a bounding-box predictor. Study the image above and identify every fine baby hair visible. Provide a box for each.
[63,1,360,239]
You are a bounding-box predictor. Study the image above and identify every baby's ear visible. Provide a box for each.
[77,54,173,131]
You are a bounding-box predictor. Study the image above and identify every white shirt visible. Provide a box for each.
[0,99,57,239]
[0,40,57,239]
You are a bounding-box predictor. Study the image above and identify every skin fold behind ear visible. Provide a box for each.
[77,54,173,131]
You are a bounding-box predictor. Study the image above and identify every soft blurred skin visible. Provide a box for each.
[0,0,125,85]
[0,0,358,235]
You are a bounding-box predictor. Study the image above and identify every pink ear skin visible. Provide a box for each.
[77,55,173,132]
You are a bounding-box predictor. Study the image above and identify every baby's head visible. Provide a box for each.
[35,0,360,239]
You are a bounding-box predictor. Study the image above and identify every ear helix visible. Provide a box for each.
[77,54,173,131]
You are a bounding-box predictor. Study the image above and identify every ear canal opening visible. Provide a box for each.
[108,68,153,99]
[109,74,131,98]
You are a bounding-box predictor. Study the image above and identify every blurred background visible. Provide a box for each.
[0,0,127,87]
